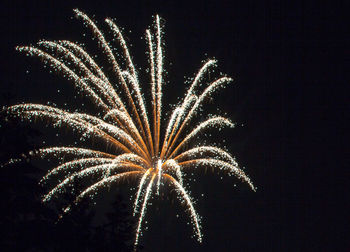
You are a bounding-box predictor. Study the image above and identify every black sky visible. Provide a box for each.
[1,0,348,251]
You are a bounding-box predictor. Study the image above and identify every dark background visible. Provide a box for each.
[0,0,348,251]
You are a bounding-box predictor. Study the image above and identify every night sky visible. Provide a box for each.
[1,0,348,251]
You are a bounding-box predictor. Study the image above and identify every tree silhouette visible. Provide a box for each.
[90,194,140,251]
[1,93,139,251]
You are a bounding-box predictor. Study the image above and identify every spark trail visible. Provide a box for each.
[6,9,256,250]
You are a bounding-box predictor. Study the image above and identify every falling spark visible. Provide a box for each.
[5,9,256,249]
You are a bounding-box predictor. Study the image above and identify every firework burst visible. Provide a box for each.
[6,9,255,249]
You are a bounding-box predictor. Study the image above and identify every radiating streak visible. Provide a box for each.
[160,95,197,159]
[103,109,151,161]
[73,9,123,80]
[8,103,64,115]
[165,77,233,157]
[164,174,202,242]
[74,9,149,154]
[162,106,182,149]
[122,71,154,154]
[105,18,138,80]
[43,162,145,202]
[58,41,124,111]
[38,40,118,107]
[111,153,149,168]
[174,146,238,167]
[134,173,156,249]
[156,159,163,194]
[55,41,131,123]
[161,60,217,155]
[71,171,143,208]
[103,108,143,141]
[29,107,134,151]
[35,109,132,153]
[10,106,132,153]
[43,163,114,202]
[179,158,255,191]
[163,68,229,156]
[163,159,183,185]
[71,12,145,145]
[146,29,156,109]
[160,107,182,158]
[94,122,147,159]
[184,59,217,101]
[155,15,163,155]
[121,71,148,122]
[41,157,113,183]
[72,111,149,160]
[184,77,233,125]
[58,40,110,82]
[37,147,117,159]
[16,46,110,111]
[106,20,154,153]
[146,29,156,157]
[133,168,152,215]
[43,111,131,155]
[169,116,234,159]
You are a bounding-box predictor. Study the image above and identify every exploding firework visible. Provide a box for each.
[6,9,255,249]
